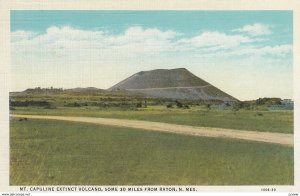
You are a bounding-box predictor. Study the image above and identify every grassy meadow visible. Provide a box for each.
[10,118,293,185]
[9,91,294,185]
[11,106,293,133]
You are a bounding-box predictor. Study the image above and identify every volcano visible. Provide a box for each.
[108,68,238,102]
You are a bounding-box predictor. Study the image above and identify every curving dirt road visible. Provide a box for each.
[11,114,293,146]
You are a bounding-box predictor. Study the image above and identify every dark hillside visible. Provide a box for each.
[109,68,238,102]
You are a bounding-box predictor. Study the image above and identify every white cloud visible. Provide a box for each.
[10,26,292,99]
[232,44,292,57]
[178,31,252,50]
[109,26,177,44]
[11,26,288,59]
[233,23,272,36]
[11,30,37,42]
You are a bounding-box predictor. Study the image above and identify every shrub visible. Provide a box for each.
[136,102,142,108]
[175,100,183,108]
[73,102,81,107]
[183,104,190,109]
[206,103,211,110]
[166,103,173,108]
[256,112,263,116]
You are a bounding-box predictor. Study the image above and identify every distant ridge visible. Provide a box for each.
[109,68,238,102]
[11,87,105,95]
[65,87,104,93]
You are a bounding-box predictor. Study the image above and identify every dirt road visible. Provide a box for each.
[11,114,293,146]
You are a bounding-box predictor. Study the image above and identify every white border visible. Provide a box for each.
[0,0,299,193]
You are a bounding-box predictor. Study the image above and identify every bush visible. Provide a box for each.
[206,103,211,110]
[256,112,263,116]
[183,104,190,109]
[166,103,173,108]
[73,102,81,107]
[175,100,183,108]
[232,103,241,111]
[136,102,143,108]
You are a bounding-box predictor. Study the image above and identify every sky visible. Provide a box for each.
[10,11,293,100]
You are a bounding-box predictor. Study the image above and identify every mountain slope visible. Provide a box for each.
[108,68,238,102]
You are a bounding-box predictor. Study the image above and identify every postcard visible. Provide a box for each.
[0,0,299,195]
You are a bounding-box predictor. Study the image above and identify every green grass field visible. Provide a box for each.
[11,106,293,133]
[10,118,293,185]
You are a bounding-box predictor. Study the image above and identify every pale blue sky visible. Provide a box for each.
[11,11,292,44]
[10,11,293,100]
